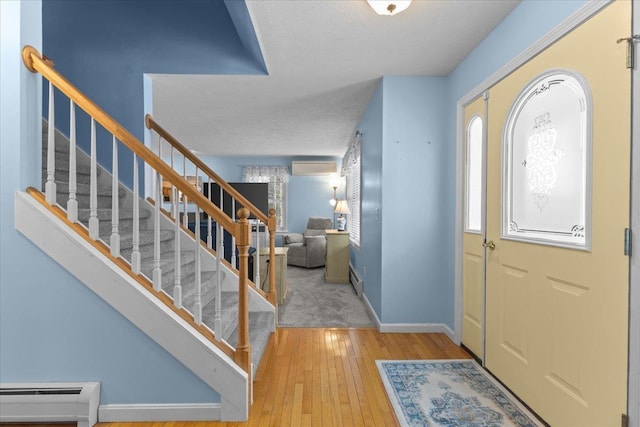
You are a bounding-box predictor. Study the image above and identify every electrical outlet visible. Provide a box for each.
[363,266,367,278]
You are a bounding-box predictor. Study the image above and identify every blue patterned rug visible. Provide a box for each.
[376,360,544,427]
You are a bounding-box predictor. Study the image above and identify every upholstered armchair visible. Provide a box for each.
[282,217,332,268]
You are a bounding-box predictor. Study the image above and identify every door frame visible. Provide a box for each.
[629,1,640,425]
[453,0,639,423]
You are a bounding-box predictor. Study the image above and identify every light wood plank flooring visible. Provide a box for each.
[99,328,471,427]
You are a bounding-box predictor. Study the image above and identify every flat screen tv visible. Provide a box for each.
[203,182,269,219]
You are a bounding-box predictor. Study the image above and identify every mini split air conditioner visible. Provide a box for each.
[291,161,337,176]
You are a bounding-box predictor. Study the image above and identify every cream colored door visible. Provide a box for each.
[485,2,631,426]
[462,96,486,360]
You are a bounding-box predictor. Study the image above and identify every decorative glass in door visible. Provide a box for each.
[503,71,591,248]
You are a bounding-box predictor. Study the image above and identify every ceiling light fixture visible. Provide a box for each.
[367,0,412,16]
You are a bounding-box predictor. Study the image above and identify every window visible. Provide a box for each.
[465,116,483,232]
[342,132,361,246]
[346,158,361,245]
[243,166,289,231]
[503,71,591,248]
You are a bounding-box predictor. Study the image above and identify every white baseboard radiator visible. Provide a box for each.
[349,263,363,297]
[0,382,100,427]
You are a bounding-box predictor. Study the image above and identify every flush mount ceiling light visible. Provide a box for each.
[367,0,412,15]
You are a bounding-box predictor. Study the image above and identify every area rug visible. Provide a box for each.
[278,265,373,327]
[376,360,544,427]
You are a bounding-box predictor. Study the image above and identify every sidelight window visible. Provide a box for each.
[465,115,483,232]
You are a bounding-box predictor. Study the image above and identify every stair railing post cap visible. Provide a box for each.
[21,45,40,73]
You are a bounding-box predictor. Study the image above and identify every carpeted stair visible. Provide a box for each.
[42,122,273,375]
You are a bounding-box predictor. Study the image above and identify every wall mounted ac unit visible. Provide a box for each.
[291,161,337,176]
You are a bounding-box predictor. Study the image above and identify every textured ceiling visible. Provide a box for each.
[151,0,520,157]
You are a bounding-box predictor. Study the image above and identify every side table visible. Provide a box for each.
[325,230,350,283]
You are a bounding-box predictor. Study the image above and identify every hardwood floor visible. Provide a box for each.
[99,328,471,427]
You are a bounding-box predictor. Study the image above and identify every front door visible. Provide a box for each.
[484,1,631,425]
[462,96,486,361]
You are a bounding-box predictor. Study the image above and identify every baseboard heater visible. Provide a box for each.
[349,263,363,297]
[0,382,100,427]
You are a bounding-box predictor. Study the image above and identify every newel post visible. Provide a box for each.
[235,208,252,379]
[267,209,277,306]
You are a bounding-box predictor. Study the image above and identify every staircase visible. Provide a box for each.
[41,122,274,369]
[15,45,278,422]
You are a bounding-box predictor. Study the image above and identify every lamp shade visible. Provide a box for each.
[334,200,351,215]
[367,0,412,16]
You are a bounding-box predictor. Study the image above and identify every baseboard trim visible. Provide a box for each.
[361,294,455,341]
[379,323,455,341]
[98,403,221,422]
[362,293,381,330]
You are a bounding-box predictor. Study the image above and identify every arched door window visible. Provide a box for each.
[503,70,591,248]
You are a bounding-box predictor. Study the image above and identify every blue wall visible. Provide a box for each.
[198,156,341,234]
[352,82,384,317]
[381,76,449,324]
[352,77,449,324]
[356,0,589,328]
[1,1,220,405]
[42,0,265,188]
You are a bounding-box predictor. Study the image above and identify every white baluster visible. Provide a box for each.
[170,148,176,218]
[219,186,225,262]
[218,186,227,334]
[231,199,237,269]
[215,221,223,337]
[110,135,120,257]
[182,156,188,228]
[131,154,141,274]
[194,191,202,325]
[152,141,162,290]
[255,220,262,287]
[207,177,213,248]
[66,100,77,222]
[45,82,56,205]
[171,148,182,308]
[173,187,182,308]
[88,118,99,240]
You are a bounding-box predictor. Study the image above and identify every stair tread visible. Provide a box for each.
[199,300,274,376]
[224,310,274,377]
[139,250,198,278]
[53,181,127,198]
[119,229,175,245]
[162,270,218,311]
[42,121,274,383]
[77,207,153,222]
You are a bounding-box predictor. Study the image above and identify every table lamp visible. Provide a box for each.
[334,200,351,231]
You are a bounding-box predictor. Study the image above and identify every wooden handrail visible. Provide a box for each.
[147,196,271,299]
[145,115,269,225]
[22,46,235,233]
[146,115,279,306]
[22,45,253,377]
[25,187,236,359]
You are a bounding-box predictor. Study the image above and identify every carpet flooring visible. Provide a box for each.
[278,265,373,328]
[377,360,544,427]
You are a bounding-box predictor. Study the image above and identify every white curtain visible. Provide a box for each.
[243,165,289,231]
[341,131,361,177]
[242,166,290,183]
